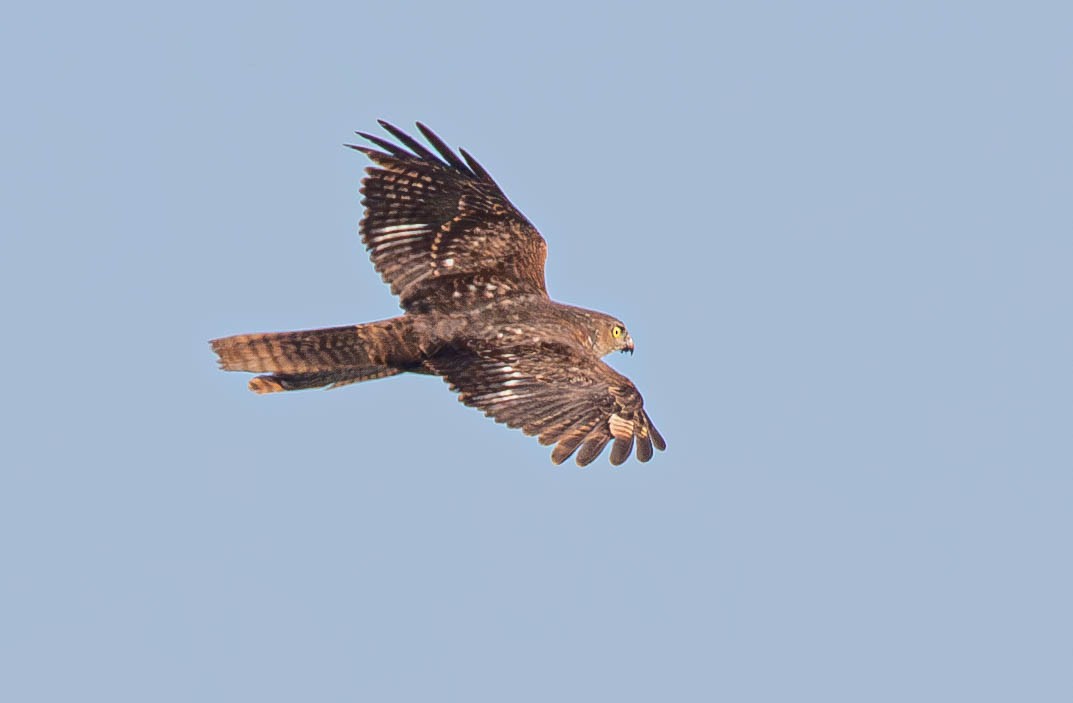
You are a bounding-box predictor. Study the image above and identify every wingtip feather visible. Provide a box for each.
[609,436,634,466]
[649,422,667,452]
[576,431,611,467]
[635,435,654,462]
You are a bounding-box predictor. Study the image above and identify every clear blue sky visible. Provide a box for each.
[2,2,1071,701]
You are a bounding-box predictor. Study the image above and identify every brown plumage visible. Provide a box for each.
[211,121,665,466]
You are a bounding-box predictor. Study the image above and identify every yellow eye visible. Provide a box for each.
[611,325,624,339]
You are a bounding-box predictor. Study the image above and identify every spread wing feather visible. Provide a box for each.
[349,121,549,313]
[426,343,666,466]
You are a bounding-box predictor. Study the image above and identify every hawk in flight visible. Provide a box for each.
[211,121,665,466]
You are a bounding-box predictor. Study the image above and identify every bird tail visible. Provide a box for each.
[210,317,422,394]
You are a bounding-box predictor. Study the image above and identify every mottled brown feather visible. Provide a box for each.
[211,318,421,381]
[576,430,612,467]
[350,122,548,313]
[425,341,664,466]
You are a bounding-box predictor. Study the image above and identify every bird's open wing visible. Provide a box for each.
[426,342,666,466]
[350,122,549,313]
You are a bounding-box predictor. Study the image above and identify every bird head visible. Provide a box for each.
[591,315,634,356]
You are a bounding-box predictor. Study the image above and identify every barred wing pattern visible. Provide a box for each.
[427,343,666,466]
[350,122,549,313]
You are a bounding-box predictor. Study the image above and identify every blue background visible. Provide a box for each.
[3,2,1071,700]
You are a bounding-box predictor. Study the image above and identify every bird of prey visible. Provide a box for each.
[211,121,665,466]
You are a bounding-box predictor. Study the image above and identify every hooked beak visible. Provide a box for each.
[624,334,634,355]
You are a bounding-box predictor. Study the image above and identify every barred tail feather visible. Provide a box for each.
[248,367,404,394]
[211,317,420,393]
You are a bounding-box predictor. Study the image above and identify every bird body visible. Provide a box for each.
[212,122,665,466]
